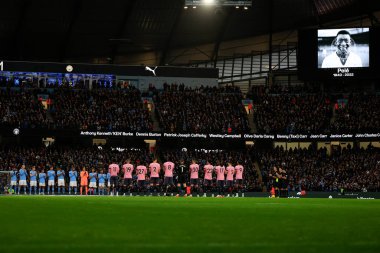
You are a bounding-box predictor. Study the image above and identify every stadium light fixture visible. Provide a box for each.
[244,6,248,10]
[203,0,215,5]
[186,0,252,7]
[193,6,197,9]
[184,6,188,9]
[235,6,239,9]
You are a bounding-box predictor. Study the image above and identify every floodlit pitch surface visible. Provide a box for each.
[0,196,379,253]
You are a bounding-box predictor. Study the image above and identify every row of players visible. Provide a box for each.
[9,159,245,197]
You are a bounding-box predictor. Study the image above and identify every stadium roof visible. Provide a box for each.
[0,0,379,63]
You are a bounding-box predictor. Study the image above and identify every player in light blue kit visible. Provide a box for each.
[29,166,38,195]
[69,167,78,195]
[89,168,97,195]
[57,167,65,194]
[98,169,106,195]
[39,169,47,194]
[18,165,28,195]
[106,171,111,195]
[10,167,18,194]
[47,166,56,195]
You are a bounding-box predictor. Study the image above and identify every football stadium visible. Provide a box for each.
[0,0,380,252]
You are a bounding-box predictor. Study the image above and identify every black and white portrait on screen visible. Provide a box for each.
[318,28,369,68]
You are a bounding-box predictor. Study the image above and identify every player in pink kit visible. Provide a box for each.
[203,161,214,197]
[235,161,244,197]
[122,159,134,196]
[214,161,226,197]
[136,161,148,196]
[189,160,200,197]
[149,159,161,196]
[163,160,175,196]
[225,162,235,197]
[108,162,120,196]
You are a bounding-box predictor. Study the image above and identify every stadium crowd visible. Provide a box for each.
[330,93,380,133]
[258,145,380,192]
[50,87,153,131]
[1,81,380,135]
[249,84,320,99]
[253,94,332,134]
[0,87,153,131]
[249,84,380,135]
[154,86,250,133]
[0,88,50,128]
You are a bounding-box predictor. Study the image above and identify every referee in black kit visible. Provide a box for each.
[176,160,188,197]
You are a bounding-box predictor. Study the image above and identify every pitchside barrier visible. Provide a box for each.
[1,189,378,199]
[244,192,379,199]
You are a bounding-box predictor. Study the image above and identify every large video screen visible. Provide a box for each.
[317,28,369,69]
[298,27,380,80]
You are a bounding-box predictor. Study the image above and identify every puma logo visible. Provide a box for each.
[145,66,157,76]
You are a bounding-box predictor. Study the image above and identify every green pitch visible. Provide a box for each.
[0,196,379,253]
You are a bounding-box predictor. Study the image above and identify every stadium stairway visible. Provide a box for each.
[247,112,257,133]
[254,161,265,192]
[46,110,54,123]
[150,104,161,132]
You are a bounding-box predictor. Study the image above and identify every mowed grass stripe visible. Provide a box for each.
[0,196,379,253]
